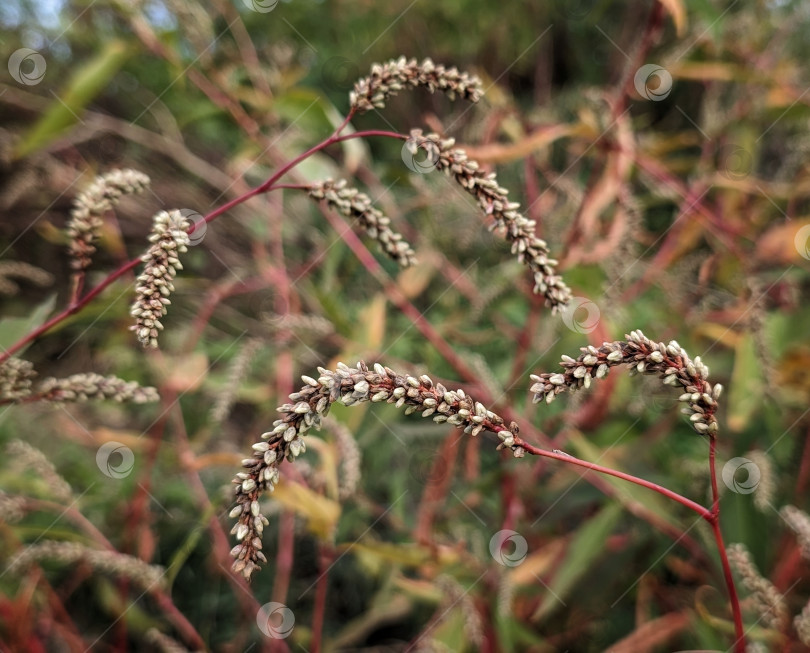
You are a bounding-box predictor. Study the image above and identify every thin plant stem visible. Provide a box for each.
[310,544,333,653]
[518,432,744,651]
[199,130,404,227]
[710,517,745,653]
[313,203,709,559]
[12,499,206,649]
[515,438,712,520]
[0,258,140,362]
[709,436,746,653]
[166,396,264,640]
[0,129,404,365]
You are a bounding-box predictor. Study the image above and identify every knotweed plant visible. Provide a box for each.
[228,331,749,652]
[67,168,151,272]
[130,209,192,348]
[2,54,786,653]
[406,129,572,311]
[0,357,158,405]
[308,179,417,267]
[7,541,165,592]
[230,361,511,578]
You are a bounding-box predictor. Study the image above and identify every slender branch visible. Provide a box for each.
[0,258,139,363]
[0,130,405,365]
[17,499,205,649]
[531,332,745,650]
[313,205,709,558]
[709,436,721,516]
[200,130,404,228]
[515,438,711,520]
[709,436,746,653]
[310,544,333,653]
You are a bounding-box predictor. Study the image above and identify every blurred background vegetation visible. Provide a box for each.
[1,0,810,650]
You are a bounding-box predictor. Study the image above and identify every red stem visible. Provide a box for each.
[310,544,333,653]
[520,431,745,651]
[710,518,745,653]
[0,130,404,366]
[314,201,710,560]
[199,130,403,227]
[515,438,711,520]
[18,499,206,649]
[708,436,746,653]
[0,258,140,362]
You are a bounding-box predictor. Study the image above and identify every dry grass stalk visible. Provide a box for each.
[0,261,53,295]
[7,439,74,504]
[727,543,788,631]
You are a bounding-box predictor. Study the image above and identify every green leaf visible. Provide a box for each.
[0,293,57,354]
[567,430,681,531]
[321,99,368,173]
[727,332,762,432]
[14,40,132,159]
[532,501,623,621]
[274,88,333,138]
[430,608,470,651]
[164,503,216,590]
